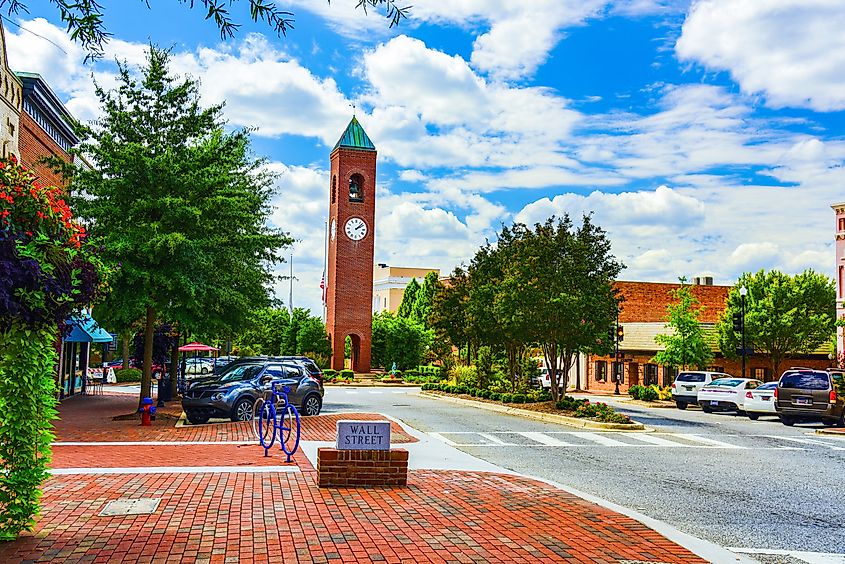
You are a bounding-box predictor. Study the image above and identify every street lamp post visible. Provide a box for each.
[613,312,621,395]
[739,286,747,378]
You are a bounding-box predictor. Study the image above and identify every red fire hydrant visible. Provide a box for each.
[139,397,156,426]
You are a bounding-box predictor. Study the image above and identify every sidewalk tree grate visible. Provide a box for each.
[98,498,161,517]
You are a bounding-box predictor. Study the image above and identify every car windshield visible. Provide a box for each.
[706,378,744,387]
[780,372,829,390]
[219,363,264,382]
[756,382,777,390]
[676,373,706,382]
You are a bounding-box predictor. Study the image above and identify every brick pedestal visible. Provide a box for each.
[317,447,408,487]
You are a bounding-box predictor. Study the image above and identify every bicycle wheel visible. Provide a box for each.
[251,397,265,440]
[279,405,301,456]
[257,402,276,449]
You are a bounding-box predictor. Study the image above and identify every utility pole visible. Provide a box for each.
[740,286,748,378]
[289,254,294,315]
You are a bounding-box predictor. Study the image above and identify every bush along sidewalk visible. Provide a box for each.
[421,383,633,425]
[628,384,672,402]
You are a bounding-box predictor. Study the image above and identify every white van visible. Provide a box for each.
[671,371,733,410]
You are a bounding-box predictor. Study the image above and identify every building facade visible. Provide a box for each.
[0,22,21,160]
[372,264,440,314]
[835,202,845,362]
[325,117,378,372]
[586,280,831,394]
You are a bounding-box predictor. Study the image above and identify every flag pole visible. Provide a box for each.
[322,220,328,323]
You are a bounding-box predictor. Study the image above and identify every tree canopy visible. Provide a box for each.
[651,279,713,371]
[66,46,291,400]
[5,1,409,60]
[371,311,431,371]
[716,269,836,376]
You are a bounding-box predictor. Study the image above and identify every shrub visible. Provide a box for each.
[511,393,526,404]
[538,392,552,402]
[653,385,673,401]
[628,384,645,400]
[500,393,513,403]
[468,388,477,397]
[450,365,479,388]
[572,400,633,424]
[488,392,500,401]
[339,369,354,381]
[323,369,337,379]
[639,386,659,402]
[556,396,588,411]
[114,368,142,383]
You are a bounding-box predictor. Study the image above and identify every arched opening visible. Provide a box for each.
[348,173,364,202]
[331,175,337,204]
[345,334,362,371]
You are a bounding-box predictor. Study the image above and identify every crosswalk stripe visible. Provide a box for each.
[574,432,631,446]
[369,391,383,394]
[763,435,845,450]
[428,432,457,446]
[627,434,690,447]
[517,432,577,446]
[671,434,746,449]
[345,390,358,394]
[477,433,515,446]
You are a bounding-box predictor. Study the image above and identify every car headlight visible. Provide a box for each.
[211,393,224,402]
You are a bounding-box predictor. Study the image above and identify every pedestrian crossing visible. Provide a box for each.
[427,431,845,451]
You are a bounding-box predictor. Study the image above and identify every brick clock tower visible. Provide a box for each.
[834,202,845,362]
[326,117,377,372]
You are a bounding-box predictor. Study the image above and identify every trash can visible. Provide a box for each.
[160,374,172,402]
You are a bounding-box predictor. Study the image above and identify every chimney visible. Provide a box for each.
[703,276,713,286]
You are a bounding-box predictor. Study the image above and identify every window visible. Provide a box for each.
[594,361,607,382]
[662,365,677,387]
[644,364,659,386]
[676,372,706,383]
[839,266,843,299]
[331,176,337,204]
[752,367,770,381]
[779,372,830,390]
[349,173,364,202]
[612,362,624,384]
[706,365,725,373]
[839,217,845,231]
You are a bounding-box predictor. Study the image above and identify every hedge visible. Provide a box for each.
[114,368,142,383]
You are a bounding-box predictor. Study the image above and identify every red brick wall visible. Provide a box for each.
[18,112,70,190]
[326,147,377,372]
[615,281,729,323]
[317,448,408,487]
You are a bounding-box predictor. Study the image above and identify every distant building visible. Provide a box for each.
[834,202,845,361]
[16,71,79,189]
[372,264,440,314]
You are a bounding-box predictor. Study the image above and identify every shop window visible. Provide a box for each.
[706,365,725,373]
[644,364,659,386]
[612,361,624,384]
[594,360,607,382]
[752,367,771,381]
[349,173,364,202]
[662,365,677,387]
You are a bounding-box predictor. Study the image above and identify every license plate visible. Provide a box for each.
[761,396,771,401]
[710,400,719,406]
[795,398,811,405]
[684,386,694,391]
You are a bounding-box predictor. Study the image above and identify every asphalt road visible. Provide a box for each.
[321,386,845,556]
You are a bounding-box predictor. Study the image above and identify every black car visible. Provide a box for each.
[181,358,324,425]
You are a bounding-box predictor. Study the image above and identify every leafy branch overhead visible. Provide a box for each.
[0,0,410,60]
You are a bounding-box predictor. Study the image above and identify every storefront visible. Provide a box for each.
[58,314,113,399]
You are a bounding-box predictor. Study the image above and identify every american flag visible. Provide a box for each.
[320,271,326,304]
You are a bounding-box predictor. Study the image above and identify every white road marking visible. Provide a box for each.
[517,432,577,446]
[477,433,515,446]
[575,432,632,446]
[50,466,300,475]
[369,391,383,394]
[428,432,458,446]
[763,435,845,450]
[728,548,845,564]
[671,434,747,449]
[344,390,358,394]
[627,434,691,447]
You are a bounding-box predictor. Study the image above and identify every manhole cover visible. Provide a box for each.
[99,498,161,517]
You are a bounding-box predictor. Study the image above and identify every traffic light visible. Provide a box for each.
[732,312,743,333]
[616,325,624,343]
[608,325,616,344]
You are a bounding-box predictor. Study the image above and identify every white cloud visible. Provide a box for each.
[676,0,845,111]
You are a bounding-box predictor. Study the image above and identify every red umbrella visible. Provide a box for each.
[178,342,219,352]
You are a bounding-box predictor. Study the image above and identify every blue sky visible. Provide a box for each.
[6,0,845,315]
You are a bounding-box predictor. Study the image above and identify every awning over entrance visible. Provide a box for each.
[64,313,113,343]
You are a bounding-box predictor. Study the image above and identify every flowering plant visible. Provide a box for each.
[0,156,108,331]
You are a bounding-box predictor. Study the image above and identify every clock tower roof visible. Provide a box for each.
[333,116,376,152]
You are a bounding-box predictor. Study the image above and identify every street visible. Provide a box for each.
[322,387,845,558]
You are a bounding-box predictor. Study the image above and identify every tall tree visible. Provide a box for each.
[371,312,431,371]
[4,1,409,60]
[281,308,310,355]
[397,278,420,319]
[411,270,438,327]
[295,316,332,364]
[651,278,713,371]
[716,269,836,377]
[430,268,471,364]
[67,47,291,404]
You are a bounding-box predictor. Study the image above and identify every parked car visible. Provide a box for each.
[101,358,138,369]
[671,371,733,409]
[743,381,778,420]
[181,358,324,425]
[697,378,763,414]
[213,356,239,373]
[185,357,215,376]
[775,368,845,427]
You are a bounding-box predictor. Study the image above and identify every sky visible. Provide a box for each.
[5,0,845,316]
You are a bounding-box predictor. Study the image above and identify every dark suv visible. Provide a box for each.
[775,368,845,427]
[181,358,324,425]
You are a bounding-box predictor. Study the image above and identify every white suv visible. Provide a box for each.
[672,371,732,410]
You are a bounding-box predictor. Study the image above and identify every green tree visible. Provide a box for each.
[651,278,713,371]
[6,1,409,60]
[371,312,431,370]
[282,308,310,355]
[397,278,420,319]
[296,316,332,365]
[430,268,470,364]
[411,271,438,327]
[67,47,291,404]
[234,307,290,355]
[503,215,623,400]
[716,269,836,377]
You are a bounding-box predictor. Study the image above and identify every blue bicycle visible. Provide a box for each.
[257,380,301,462]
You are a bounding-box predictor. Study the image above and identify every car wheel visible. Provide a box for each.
[701,405,713,414]
[780,416,795,427]
[821,419,836,427]
[736,409,746,416]
[201,367,208,374]
[675,401,687,410]
[747,413,759,420]
[231,397,255,422]
[301,394,322,417]
[185,410,210,425]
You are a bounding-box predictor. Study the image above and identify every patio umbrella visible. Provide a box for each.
[178,342,219,352]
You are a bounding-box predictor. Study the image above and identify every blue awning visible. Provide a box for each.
[64,314,113,343]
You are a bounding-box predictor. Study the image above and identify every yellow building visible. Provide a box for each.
[372,264,440,314]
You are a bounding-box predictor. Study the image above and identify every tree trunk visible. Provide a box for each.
[170,332,180,399]
[121,331,130,369]
[140,306,155,406]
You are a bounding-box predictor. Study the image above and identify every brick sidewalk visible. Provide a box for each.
[0,393,711,563]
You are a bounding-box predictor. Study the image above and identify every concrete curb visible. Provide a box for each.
[419,391,646,431]
[815,428,845,436]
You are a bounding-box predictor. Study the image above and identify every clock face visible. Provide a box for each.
[330,219,336,241]
[344,217,367,241]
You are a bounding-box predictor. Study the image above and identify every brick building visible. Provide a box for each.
[16,71,78,188]
[586,279,831,393]
[834,202,845,361]
[0,22,21,160]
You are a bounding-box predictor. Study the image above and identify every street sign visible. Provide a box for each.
[107,332,118,351]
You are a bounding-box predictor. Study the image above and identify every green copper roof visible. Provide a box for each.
[333,117,376,151]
